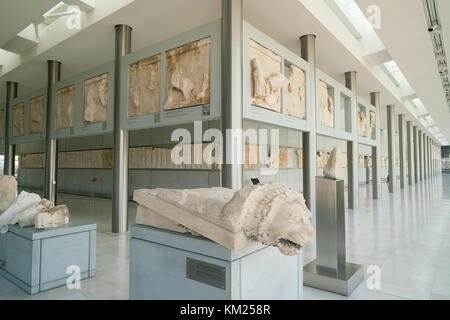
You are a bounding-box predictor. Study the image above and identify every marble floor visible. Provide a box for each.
[1,173,449,300]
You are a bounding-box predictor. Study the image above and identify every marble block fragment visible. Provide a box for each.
[250,40,288,112]
[12,103,25,137]
[358,111,368,137]
[129,55,161,117]
[323,147,343,180]
[320,81,334,128]
[0,175,17,211]
[0,191,41,233]
[134,182,314,256]
[317,151,328,169]
[29,96,44,134]
[285,65,306,119]
[84,73,108,124]
[35,205,70,229]
[164,38,210,111]
[56,85,75,129]
[9,199,54,228]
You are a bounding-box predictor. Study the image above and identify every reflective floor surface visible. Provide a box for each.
[1,173,449,300]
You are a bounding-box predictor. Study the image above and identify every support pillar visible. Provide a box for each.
[345,71,358,209]
[112,24,132,233]
[43,61,61,204]
[398,114,406,189]
[3,81,18,176]
[406,121,413,186]
[424,134,428,179]
[386,105,396,193]
[300,34,317,216]
[418,130,423,181]
[428,137,432,178]
[370,92,381,198]
[413,126,418,184]
[222,0,243,191]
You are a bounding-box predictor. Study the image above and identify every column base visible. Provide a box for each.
[303,259,364,296]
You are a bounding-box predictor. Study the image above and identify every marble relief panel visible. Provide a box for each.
[29,96,44,134]
[20,153,45,168]
[56,85,75,129]
[164,38,210,111]
[129,55,161,117]
[84,73,108,124]
[285,65,306,119]
[13,103,25,137]
[319,81,334,128]
[250,40,287,112]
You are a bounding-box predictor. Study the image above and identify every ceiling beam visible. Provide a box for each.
[63,0,95,13]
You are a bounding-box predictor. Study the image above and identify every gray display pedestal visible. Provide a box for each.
[130,225,303,300]
[303,177,364,296]
[0,220,96,294]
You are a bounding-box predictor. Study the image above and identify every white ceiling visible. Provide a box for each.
[0,0,448,145]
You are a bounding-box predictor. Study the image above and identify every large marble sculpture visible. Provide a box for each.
[84,73,108,124]
[12,103,25,137]
[129,55,161,117]
[164,38,210,111]
[319,81,334,128]
[0,191,41,233]
[358,111,368,137]
[134,182,314,256]
[323,147,343,180]
[285,65,306,119]
[9,199,54,228]
[0,110,4,139]
[56,85,75,129]
[250,40,288,112]
[0,175,17,211]
[36,205,70,229]
[29,96,44,134]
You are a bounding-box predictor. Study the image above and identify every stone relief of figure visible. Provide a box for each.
[358,111,368,137]
[319,81,334,128]
[285,65,306,119]
[12,103,25,137]
[368,111,376,138]
[129,55,161,117]
[164,38,211,111]
[29,96,44,134]
[84,74,108,124]
[56,85,75,129]
[134,182,315,256]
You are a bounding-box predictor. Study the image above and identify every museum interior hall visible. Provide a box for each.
[0,0,449,302]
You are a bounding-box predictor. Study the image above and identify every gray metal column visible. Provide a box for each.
[222,0,243,191]
[300,34,317,216]
[43,61,61,204]
[370,92,381,198]
[112,24,132,233]
[406,121,413,186]
[398,114,406,189]
[3,81,18,176]
[345,71,358,209]
[418,129,423,181]
[386,105,396,193]
[413,126,418,184]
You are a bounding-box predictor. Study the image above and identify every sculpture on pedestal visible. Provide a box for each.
[358,111,368,137]
[323,147,343,180]
[36,205,70,229]
[84,73,108,124]
[164,38,211,111]
[320,81,334,128]
[129,55,161,117]
[134,182,314,256]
